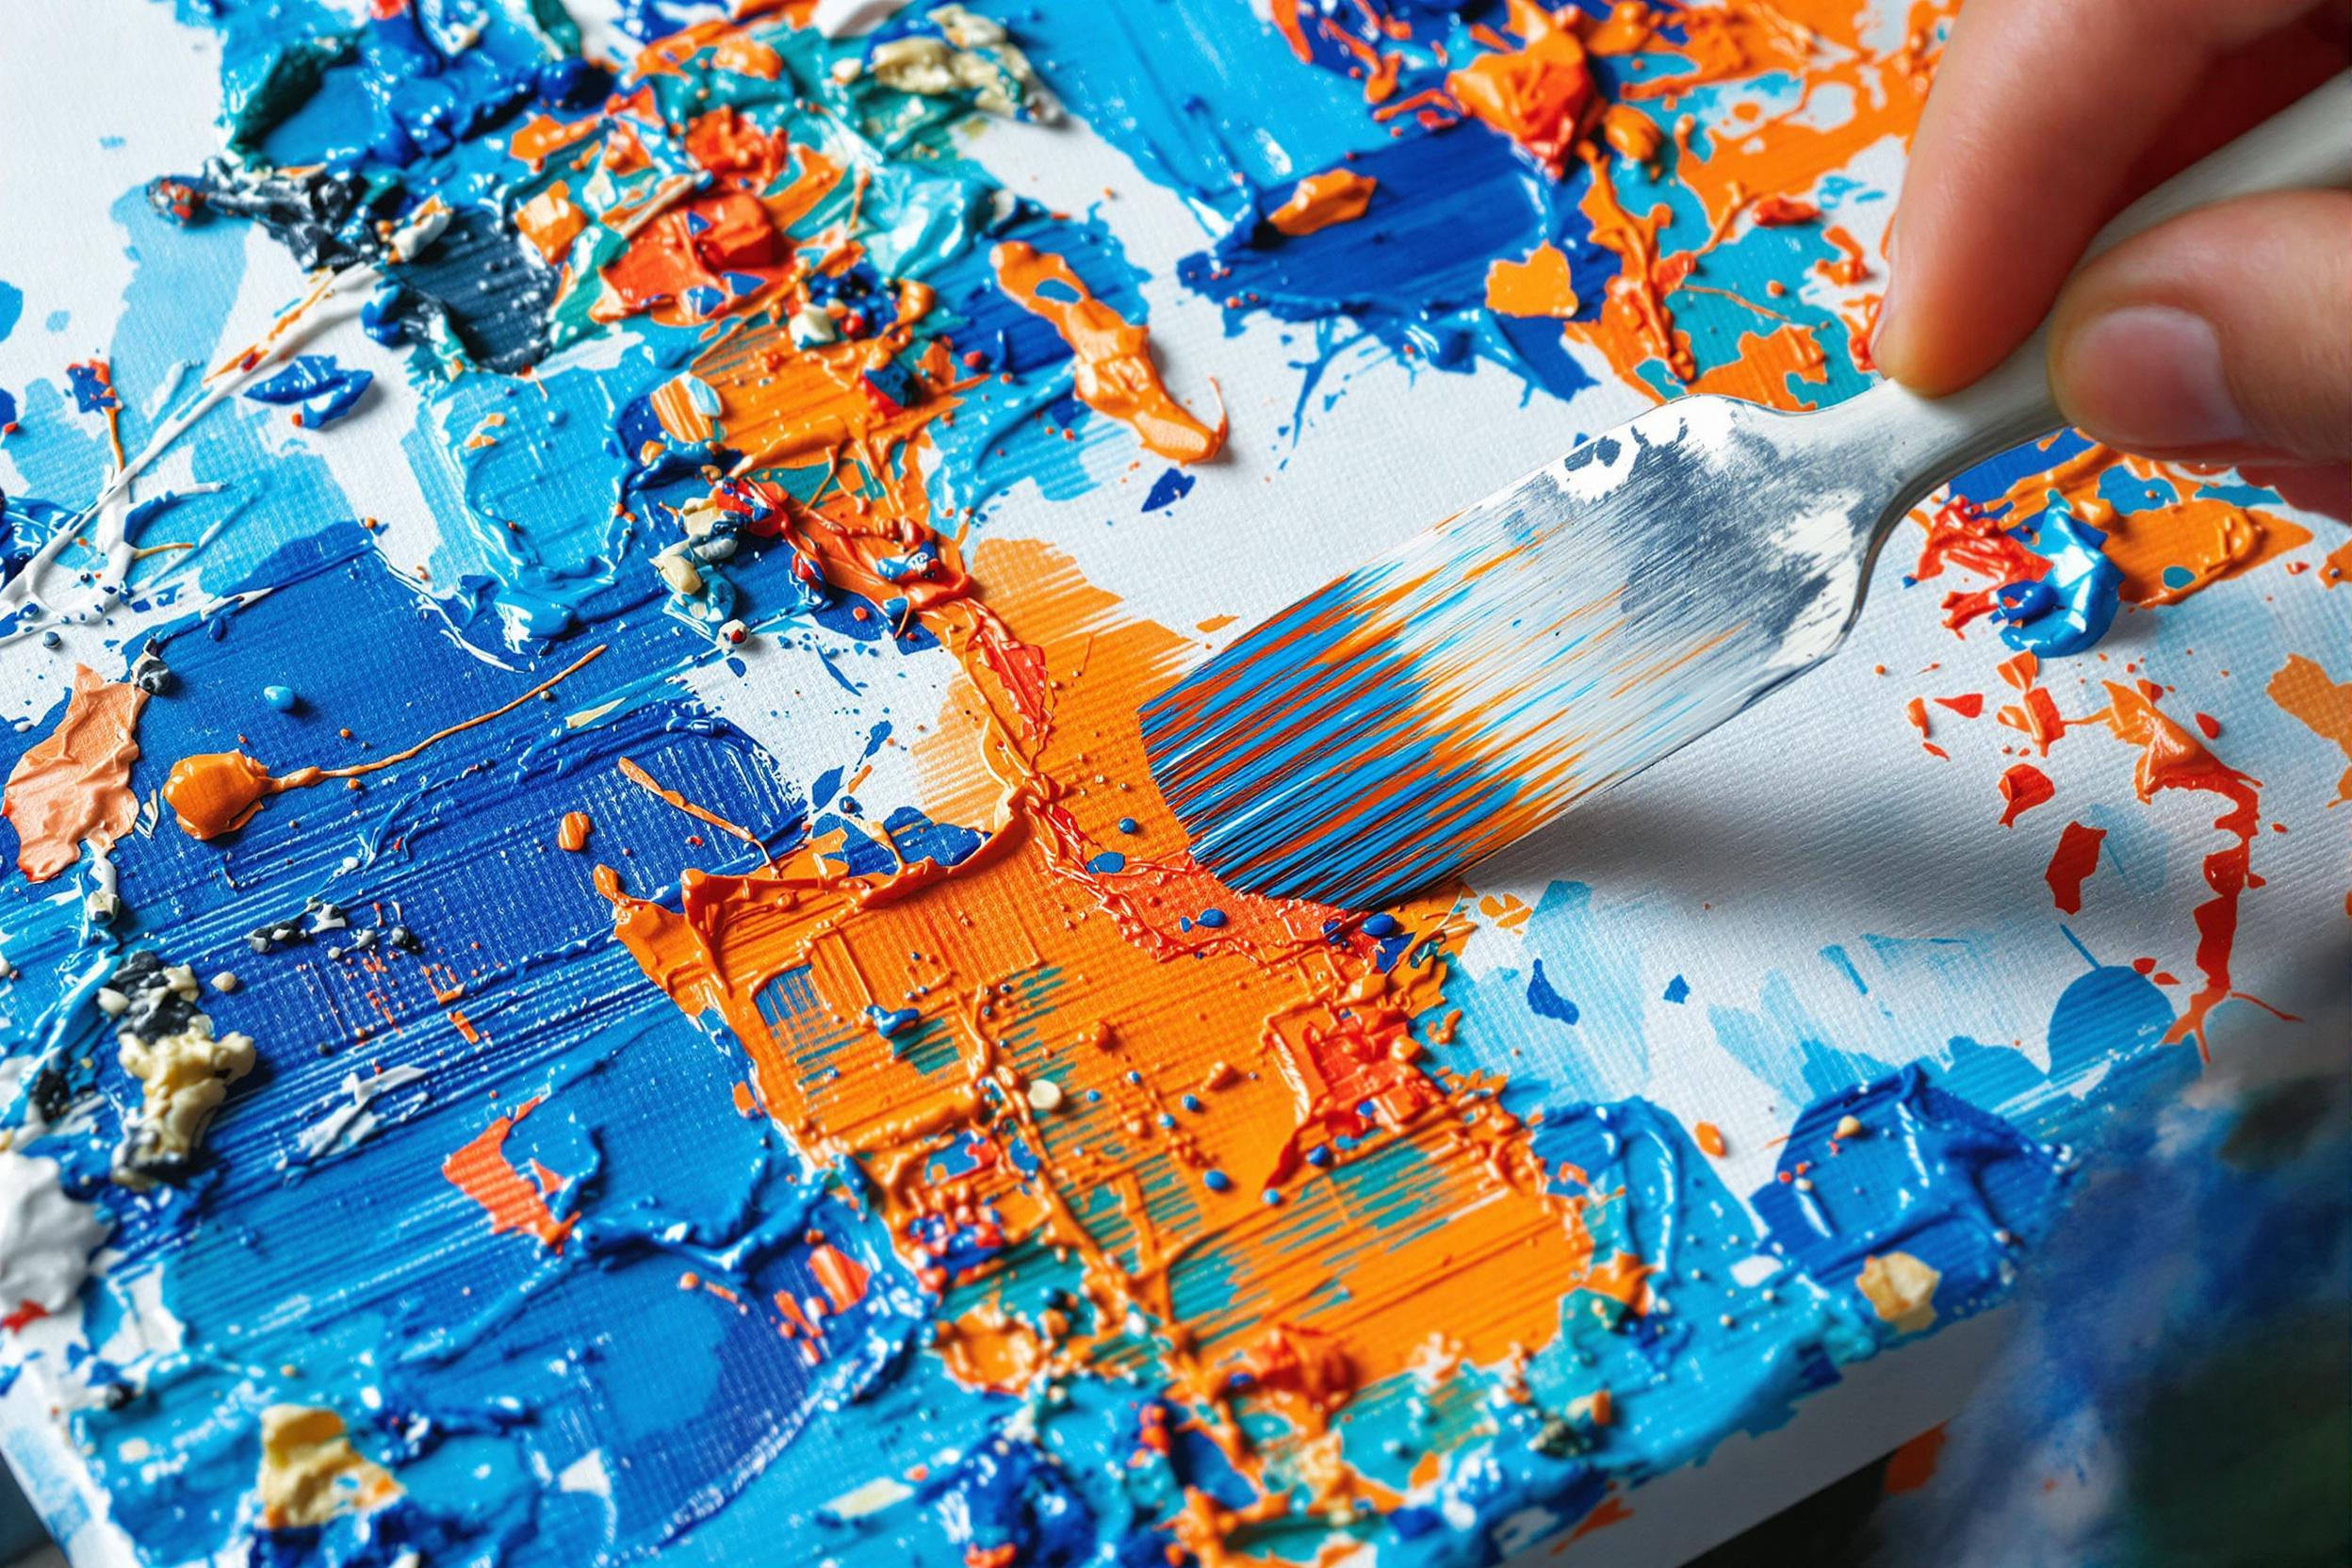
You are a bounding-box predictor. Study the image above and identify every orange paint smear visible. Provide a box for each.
[1267,170,1378,237]
[557,811,594,852]
[595,527,1622,1520]
[989,241,1226,465]
[2266,653,2352,806]
[2044,822,2106,915]
[1484,241,1581,318]
[1446,0,1597,177]
[2320,537,2352,588]
[3,665,146,882]
[440,1096,575,1251]
[2094,683,2271,1055]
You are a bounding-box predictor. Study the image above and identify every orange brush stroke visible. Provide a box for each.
[4,665,146,882]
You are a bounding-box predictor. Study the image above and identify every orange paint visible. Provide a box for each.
[2320,537,2352,588]
[1483,241,1581,318]
[596,530,1612,1466]
[164,647,606,841]
[1997,763,2054,827]
[1693,1121,1727,1157]
[557,811,594,852]
[507,112,598,169]
[601,190,789,322]
[1267,170,1378,237]
[1446,0,1596,177]
[2095,683,2267,1054]
[3,665,146,882]
[1882,1423,1948,1494]
[989,241,1226,465]
[440,1097,574,1251]
[2265,653,2352,805]
[1598,104,1660,163]
[514,182,586,266]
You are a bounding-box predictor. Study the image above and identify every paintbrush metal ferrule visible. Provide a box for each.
[1140,72,2352,911]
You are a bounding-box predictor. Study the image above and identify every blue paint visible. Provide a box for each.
[1662,974,1690,1004]
[1116,817,1139,835]
[1525,957,1579,1025]
[1993,499,2122,657]
[243,353,373,429]
[868,1005,921,1040]
[1140,467,1193,513]
[65,362,118,414]
[1753,1068,2070,1336]
[260,684,297,711]
[1196,907,1227,928]
[1202,1169,1232,1192]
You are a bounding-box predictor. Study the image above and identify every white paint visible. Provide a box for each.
[809,0,910,38]
[820,1474,914,1520]
[0,1151,109,1314]
[293,1066,430,1163]
[557,1447,612,1498]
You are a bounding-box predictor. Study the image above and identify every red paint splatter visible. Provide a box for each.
[2044,821,2106,914]
[1998,763,2054,826]
[1933,693,1985,719]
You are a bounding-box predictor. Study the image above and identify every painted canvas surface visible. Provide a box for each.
[0,3,2344,1566]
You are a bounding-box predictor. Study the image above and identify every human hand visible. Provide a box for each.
[1875,0,2352,519]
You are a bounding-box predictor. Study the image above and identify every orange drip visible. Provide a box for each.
[989,241,1227,465]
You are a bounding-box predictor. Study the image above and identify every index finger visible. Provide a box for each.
[1875,0,2348,395]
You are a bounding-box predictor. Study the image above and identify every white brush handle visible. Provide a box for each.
[1844,67,2352,521]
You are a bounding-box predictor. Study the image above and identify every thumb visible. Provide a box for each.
[2046,188,2352,468]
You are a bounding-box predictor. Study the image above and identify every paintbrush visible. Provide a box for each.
[1140,71,2352,911]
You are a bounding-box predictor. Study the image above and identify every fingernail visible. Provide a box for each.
[2052,305,2247,451]
[1870,271,1903,370]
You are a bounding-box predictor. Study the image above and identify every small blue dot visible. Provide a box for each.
[1158,1113,1176,1129]
[1202,1169,1232,1192]
[2161,564,2197,591]
[1198,907,1228,929]
[1306,1147,1333,1168]
[1117,817,1140,835]
[1260,1189,1282,1206]
[262,684,297,711]
[1363,913,1401,938]
[1181,1094,1203,1114]
[1125,1070,1143,1086]
[1087,851,1126,874]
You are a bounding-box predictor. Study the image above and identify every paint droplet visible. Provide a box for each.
[1202,1169,1232,1192]
[1260,1188,1282,1206]
[1694,1121,1728,1157]
[1197,907,1228,929]
[209,972,239,993]
[1363,912,1401,938]
[867,1004,921,1039]
[1834,1114,1866,1140]
[1116,817,1139,835]
[1086,851,1125,874]
[1026,1078,1063,1113]
[262,685,297,711]
[557,811,593,852]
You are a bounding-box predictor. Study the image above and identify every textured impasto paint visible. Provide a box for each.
[0,4,2344,1568]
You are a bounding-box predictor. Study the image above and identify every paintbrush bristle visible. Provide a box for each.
[1140,394,1903,909]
